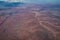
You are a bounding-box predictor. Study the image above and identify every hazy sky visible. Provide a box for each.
[0,0,60,3]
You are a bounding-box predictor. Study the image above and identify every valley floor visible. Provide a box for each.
[0,3,60,40]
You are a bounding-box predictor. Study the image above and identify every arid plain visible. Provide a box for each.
[0,3,60,40]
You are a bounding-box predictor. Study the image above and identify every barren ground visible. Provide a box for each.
[0,3,60,40]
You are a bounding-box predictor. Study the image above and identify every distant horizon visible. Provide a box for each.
[0,0,60,3]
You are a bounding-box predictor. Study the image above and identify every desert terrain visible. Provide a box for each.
[0,3,60,40]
